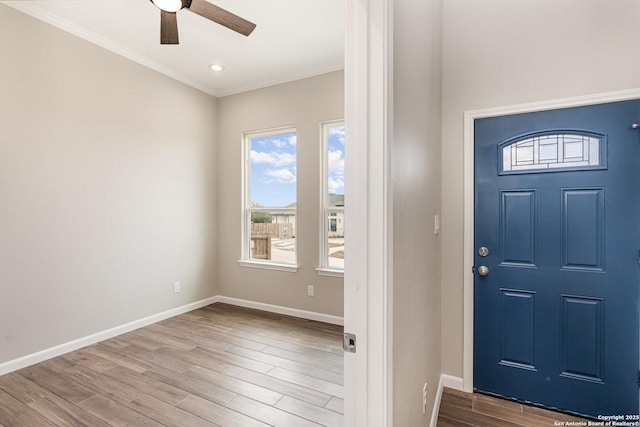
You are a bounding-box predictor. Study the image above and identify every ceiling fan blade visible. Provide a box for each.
[187,0,256,36]
[160,10,179,44]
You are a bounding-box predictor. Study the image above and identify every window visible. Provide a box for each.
[241,127,297,270]
[318,120,345,275]
[500,132,604,174]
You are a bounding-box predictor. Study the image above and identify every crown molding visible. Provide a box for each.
[216,61,345,97]
[1,1,218,96]
[2,1,344,98]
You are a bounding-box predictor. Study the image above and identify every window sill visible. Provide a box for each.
[238,260,299,273]
[316,267,344,278]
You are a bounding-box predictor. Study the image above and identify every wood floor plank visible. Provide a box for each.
[437,415,476,426]
[0,372,110,427]
[325,397,344,415]
[268,367,344,399]
[158,345,275,374]
[134,324,199,351]
[275,395,343,427]
[0,303,344,426]
[262,345,344,374]
[473,399,562,427]
[225,344,316,374]
[0,372,54,404]
[225,395,324,427]
[82,342,154,373]
[17,365,96,404]
[166,347,334,407]
[437,388,593,427]
[308,366,344,386]
[126,394,218,427]
[143,365,238,405]
[0,389,56,426]
[185,365,284,406]
[153,320,267,352]
[63,364,141,405]
[439,402,522,427]
[101,365,189,406]
[176,394,270,427]
[78,394,163,427]
[120,345,195,373]
[61,348,118,373]
[150,319,235,352]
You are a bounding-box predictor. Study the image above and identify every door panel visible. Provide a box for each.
[474,100,640,417]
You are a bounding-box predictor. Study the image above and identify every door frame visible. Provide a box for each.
[462,88,640,393]
[344,0,394,426]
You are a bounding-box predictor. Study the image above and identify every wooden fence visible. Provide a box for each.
[251,223,295,239]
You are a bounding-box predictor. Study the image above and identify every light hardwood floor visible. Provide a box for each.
[0,303,344,427]
[437,387,593,427]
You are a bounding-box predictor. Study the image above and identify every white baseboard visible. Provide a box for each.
[0,296,218,376]
[430,374,464,427]
[0,295,344,377]
[215,296,344,326]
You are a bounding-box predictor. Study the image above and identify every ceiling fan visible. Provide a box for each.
[149,0,256,45]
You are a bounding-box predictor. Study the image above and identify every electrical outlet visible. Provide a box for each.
[173,282,181,294]
[307,285,314,297]
[422,382,428,414]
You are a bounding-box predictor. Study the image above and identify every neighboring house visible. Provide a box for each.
[327,193,344,238]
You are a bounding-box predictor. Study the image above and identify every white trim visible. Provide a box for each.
[430,374,464,427]
[343,0,393,425]
[316,267,344,278]
[0,296,218,376]
[216,62,345,98]
[237,260,299,273]
[216,296,344,326]
[240,126,298,267]
[462,88,640,394]
[1,1,216,97]
[319,119,346,274]
[1,2,345,98]
[0,294,346,377]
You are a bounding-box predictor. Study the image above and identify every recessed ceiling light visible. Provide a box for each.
[209,64,225,72]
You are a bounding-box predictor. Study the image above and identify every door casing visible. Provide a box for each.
[462,88,640,393]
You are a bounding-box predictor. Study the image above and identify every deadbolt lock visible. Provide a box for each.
[478,247,489,257]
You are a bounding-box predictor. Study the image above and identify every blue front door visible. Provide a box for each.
[474,100,640,417]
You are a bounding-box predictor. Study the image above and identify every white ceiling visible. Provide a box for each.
[2,0,345,97]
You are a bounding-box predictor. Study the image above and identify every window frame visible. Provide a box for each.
[317,120,345,277]
[239,126,298,272]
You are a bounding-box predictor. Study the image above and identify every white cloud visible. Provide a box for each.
[328,176,344,193]
[329,127,345,145]
[269,135,297,148]
[264,168,296,183]
[251,150,295,166]
[328,149,344,175]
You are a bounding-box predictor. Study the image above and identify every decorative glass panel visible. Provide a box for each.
[502,133,601,173]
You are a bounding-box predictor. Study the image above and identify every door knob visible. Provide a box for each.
[478,266,489,276]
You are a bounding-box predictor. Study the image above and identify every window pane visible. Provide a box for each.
[325,123,345,270]
[247,131,296,264]
[502,133,602,173]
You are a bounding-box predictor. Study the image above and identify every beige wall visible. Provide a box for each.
[441,0,640,378]
[0,4,218,364]
[216,72,344,316]
[392,0,443,424]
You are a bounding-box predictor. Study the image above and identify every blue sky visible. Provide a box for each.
[249,126,345,207]
[250,132,297,207]
[327,125,345,196]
